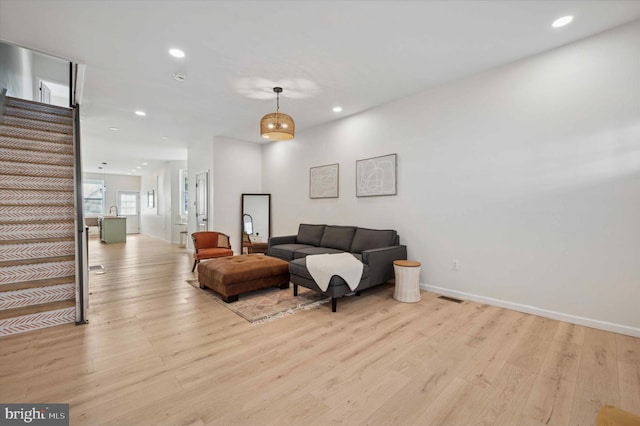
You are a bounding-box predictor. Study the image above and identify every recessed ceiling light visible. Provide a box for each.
[160,136,169,140]
[173,72,186,82]
[552,15,573,28]
[142,162,148,166]
[332,106,343,113]
[136,166,141,169]
[127,173,131,175]
[169,48,185,58]
[131,169,137,172]
[135,110,146,116]
[108,127,119,131]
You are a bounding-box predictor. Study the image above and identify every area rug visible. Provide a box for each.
[187,280,329,324]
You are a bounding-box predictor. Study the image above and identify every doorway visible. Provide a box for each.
[118,191,140,234]
[195,172,208,231]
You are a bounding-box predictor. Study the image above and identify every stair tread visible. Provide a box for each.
[3,111,73,125]
[6,97,72,116]
[0,187,74,192]
[0,255,76,269]
[0,237,76,246]
[0,163,75,179]
[0,122,73,136]
[0,134,73,146]
[0,299,75,320]
[0,276,76,293]
[0,219,75,224]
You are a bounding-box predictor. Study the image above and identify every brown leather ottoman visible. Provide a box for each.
[198,254,290,302]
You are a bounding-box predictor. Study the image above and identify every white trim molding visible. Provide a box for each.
[421,283,640,338]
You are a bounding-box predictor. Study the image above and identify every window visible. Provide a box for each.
[119,193,137,215]
[180,169,188,218]
[83,179,104,215]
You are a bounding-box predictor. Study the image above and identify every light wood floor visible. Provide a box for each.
[1,234,639,425]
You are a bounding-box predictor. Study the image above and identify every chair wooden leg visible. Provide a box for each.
[191,259,198,273]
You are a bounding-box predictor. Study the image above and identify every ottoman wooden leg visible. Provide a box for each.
[199,282,206,289]
[279,282,290,289]
[222,295,239,303]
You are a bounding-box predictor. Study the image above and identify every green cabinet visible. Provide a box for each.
[99,217,127,243]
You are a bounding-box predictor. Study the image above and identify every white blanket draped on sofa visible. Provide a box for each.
[305,253,364,292]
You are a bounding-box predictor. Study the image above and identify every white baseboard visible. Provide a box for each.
[421,283,640,338]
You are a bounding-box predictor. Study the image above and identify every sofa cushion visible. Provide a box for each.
[296,224,325,246]
[320,226,357,252]
[350,228,398,253]
[268,243,314,261]
[293,247,344,259]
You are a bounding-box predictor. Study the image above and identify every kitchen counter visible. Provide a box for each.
[98,216,127,243]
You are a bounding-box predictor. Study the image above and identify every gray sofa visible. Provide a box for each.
[267,224,407,312]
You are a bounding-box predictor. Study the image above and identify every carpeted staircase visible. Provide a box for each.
[0,96,78,336]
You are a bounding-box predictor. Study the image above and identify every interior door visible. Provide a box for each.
[195,172,208,231]
[118,191,140,234]
[40,81,51,104]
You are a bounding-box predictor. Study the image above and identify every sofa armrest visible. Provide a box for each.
[361,245,408,285]
[267,235,298,255]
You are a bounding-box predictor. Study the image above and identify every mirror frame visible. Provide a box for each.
[240,193,271,252]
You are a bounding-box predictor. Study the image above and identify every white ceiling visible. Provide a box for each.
[1,0,640,176]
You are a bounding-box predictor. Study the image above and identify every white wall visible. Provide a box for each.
[140,160,186,242]
[187,141,214,249]
[213,137,262,253]
[262,21,640,336]
[31,51,68,105]
[0,42,32,99]
[84,172,141,217]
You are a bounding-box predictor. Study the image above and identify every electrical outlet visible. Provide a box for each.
[451,259,460,271]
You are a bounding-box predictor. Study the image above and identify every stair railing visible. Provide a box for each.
[72,91,88,325]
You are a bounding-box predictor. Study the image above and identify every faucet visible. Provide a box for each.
[109,205,119,216]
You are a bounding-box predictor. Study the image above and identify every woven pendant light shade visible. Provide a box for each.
[260,87,295,140]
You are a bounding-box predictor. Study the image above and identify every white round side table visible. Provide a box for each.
[393,260,421,303]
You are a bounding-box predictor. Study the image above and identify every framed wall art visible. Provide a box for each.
[309,163,339,199]
[356,153,397,197]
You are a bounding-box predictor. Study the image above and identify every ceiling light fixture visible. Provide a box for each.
[332,106,343,113]
[142,162,148,166]
[169,48,185,58]
[260,87,295,141]
[135,110,146,116]
[552,15,573,28]
[160,136,168,140]
[173,72,186,82]
[108,127,119,131]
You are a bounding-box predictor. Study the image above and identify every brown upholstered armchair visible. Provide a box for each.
[191,231,233,272]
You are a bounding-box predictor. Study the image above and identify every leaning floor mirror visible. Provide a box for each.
[240,193,271,255]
